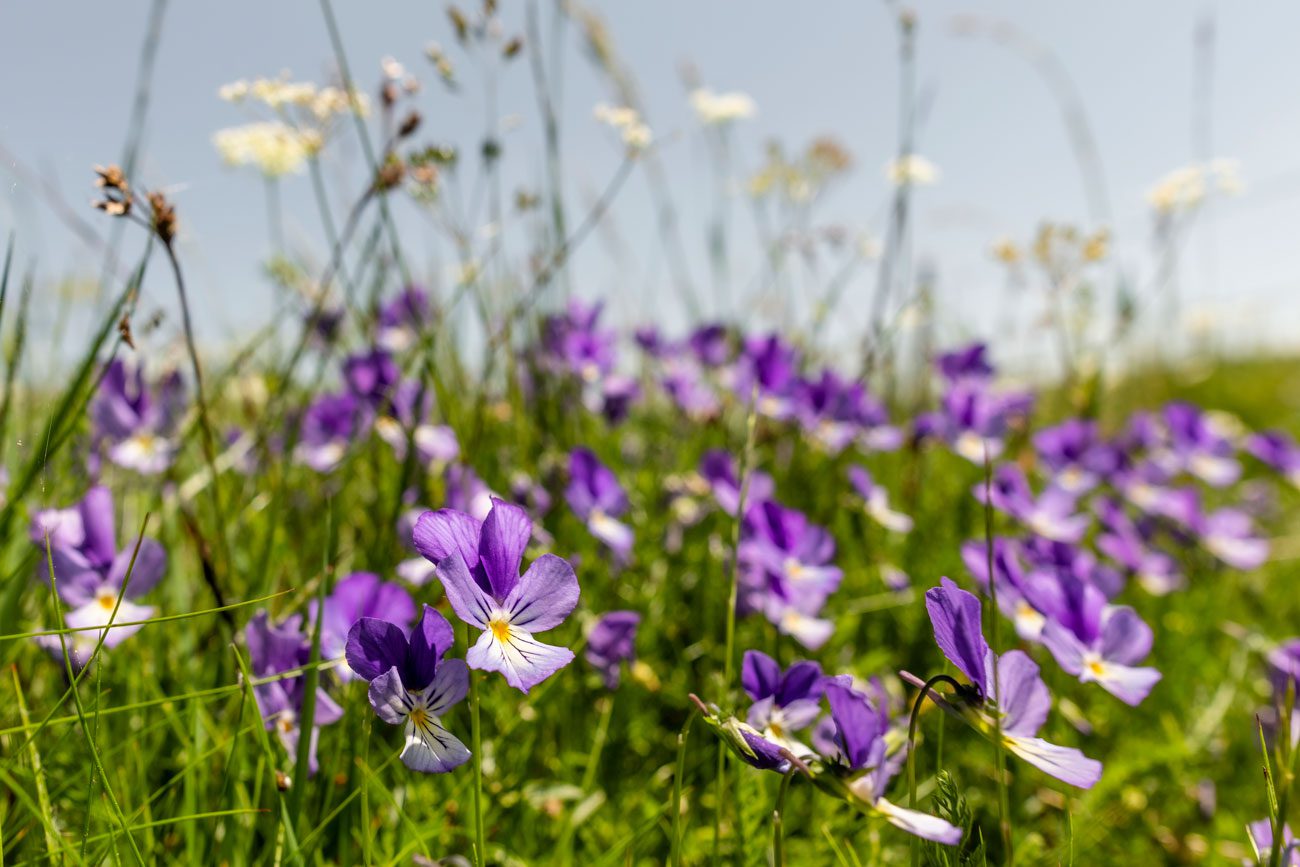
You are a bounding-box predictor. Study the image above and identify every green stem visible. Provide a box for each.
[468,640,487,866]
[671,713,695,867]
[907,674,961,867]
[982,447,1013,864]
[773,767,796,867]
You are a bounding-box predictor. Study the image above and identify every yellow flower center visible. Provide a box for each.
[489,617,512,642]
[409,707,428,729]
[1086,658,1107,677]
[97,592,118,611]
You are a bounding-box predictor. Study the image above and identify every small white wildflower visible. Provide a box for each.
[213,122,318,177]
[689,88,757,125]
[885,155,940,186]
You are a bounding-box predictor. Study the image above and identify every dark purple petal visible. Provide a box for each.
[741,650,782,702]
[345,618,409,683]
[405,605,455,690]
[826,681,884,771]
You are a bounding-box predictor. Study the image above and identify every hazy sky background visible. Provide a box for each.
[3,1,1299,375]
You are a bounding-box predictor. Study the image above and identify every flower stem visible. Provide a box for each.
[773,766,796,867]
[672,713,696,867]
[983,447,1013,864]
[908,673,960,867]
[468,648,487,866]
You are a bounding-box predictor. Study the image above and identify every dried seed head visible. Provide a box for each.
[502,36,523,59]
[397,110,422,139]
[148,191,177,243]
[118,313,135,349]
[374,156,406,191]
[448,6,469,44]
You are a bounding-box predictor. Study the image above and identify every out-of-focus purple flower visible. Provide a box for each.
[848,466,912,533]
[295,392,364,473]
[566,448,634,561]
[31,485,166,653]
[920,382,1032,464]
[822,681,963,844]
[541,299,617,383]
[585,611,640,688]
[600,374,640,424]
[922,578,1102,788]
[661,358,721,420]
[733,333,800,420]
[960,538,1057,641]
[246,611,344,774]
[976,464,1089,544]
[310,572,416,678]
[309,305,346,348]
[91,360,185,475]
[444,463,495,521]
[1247,430,1300,487]
[935,342,994,384]
[1247,818,1299,865]
[739,500,841,649]
[377,286,429,352]
[344,348,401,409]
[1034,419,1118,494]
[1163,402,1242,487]
[1201,507,1269,570]
[415,499,580,693]
[698,449,774,517]
[1041,600,1162,706]
[345,605,470,773]
[1095,498,1183,594]
[792,369,901,454]
[689,323,733,367]
[374,380,460,467]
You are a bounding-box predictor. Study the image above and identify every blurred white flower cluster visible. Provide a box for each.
[213,74,369,177]
[689,88,756,125]
[593,103,652,150]
[1145,159,1242,215]
[885,154,940,187]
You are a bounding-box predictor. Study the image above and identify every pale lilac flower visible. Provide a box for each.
[848,466,912,533]
[566,448,634,560]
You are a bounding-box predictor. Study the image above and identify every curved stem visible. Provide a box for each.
[670,712,695,867]
[908,673,961,867]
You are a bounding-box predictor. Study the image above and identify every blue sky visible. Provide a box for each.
[3,1,1299,372]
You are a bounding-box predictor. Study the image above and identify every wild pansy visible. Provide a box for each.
[539,298,617,385]
[294,392,365,473]
[848,466,912,533]
[692,667,962,845]
[309,571,416,678]
[415,499,580,693]
[975,463,1089,544]
[1033,418,1119,494]
[245,611,344,774]
[738,499,841,649]
[742,650,824,757]
[343,347,401,410]
[916,578,1102,788]
[935,342,994,385]
[794,369,891,454]
[444,463,496,521]
[818,681,964,845]
[1039,590,1162,706]
[732,332,800,420]
[566,447,634,561]
[1200,506,1269,570]
[31,485,167,656]
[1246,818,1299,865]
[960,537,1054,641]
[1094,497,1183,594]
[917,381,1032,464]
[373,380,459,467]
[91,359,185,475]
[1246,429,1300,487]
[1163,401,1242,487]
[376,286,429,352]
[585,611,640,689]
[345,605,470,773]
[698,449,774,517]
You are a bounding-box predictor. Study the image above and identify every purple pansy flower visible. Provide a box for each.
[822,681,963,844]
[1040,595,1162,706]
[343,348,401,409]
[1094,498,1183,595]
[32,485,167,653]
[1247,430,1300,487]
[976,464,1089,544]
[739,500,842,649]
[1163,402,1241,488]
[246,611,344,774]
[415,499,580,693]
[566,448,634,561]
[936,342,994,384]
[848,466,912,533]
[377,286,429,352]
[346,605,470,773]
[698,450,774,517]
[921,578,1102,788]
[742,650,824,755]
[91,360,185,475]
[295,392,365,473]
[1201,507,1269,570]
[585,611,640,689]
[733,333,800,420]
[1033,419,1118,494]
[1247,818,1299,865]
[373,380,460,467]
[310,572,416,678]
